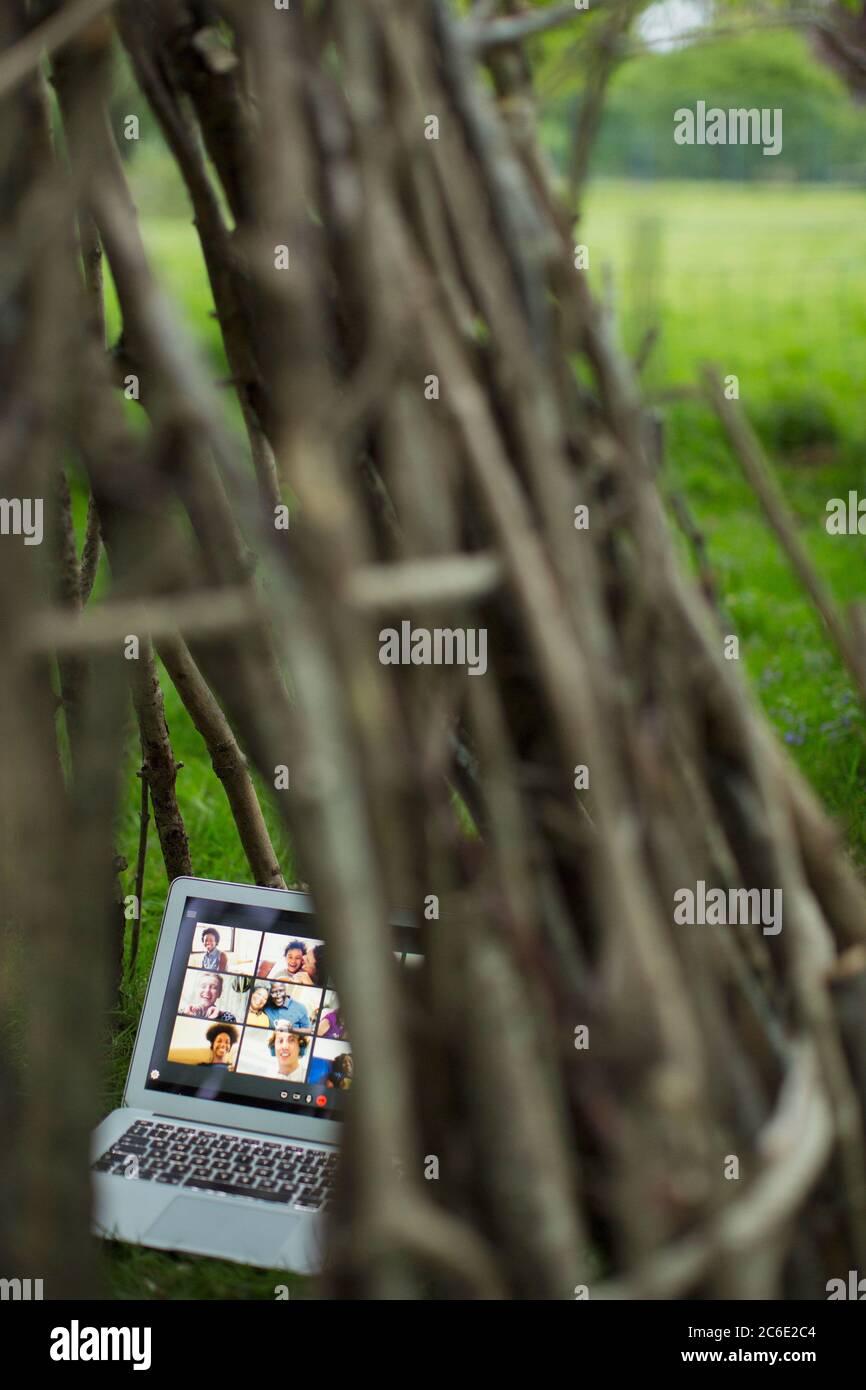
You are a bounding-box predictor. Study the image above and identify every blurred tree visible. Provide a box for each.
[539,27,866,180]
[812,0,866,100]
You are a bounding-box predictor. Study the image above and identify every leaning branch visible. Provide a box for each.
[27,586,269,654]
[704,367,866,708]
[462,2,595,54]
[157,634,286,890]
[0,0,117,100]
[128,640,192,884]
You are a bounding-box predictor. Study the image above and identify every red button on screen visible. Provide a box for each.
[315,1095,327,1108]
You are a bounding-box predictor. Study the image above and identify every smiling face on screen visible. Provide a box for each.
[274,1027,300,1075]
[285,947,304,976]
[199,975,220,1007]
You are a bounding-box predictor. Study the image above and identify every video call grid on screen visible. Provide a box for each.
[145,895,419,1121]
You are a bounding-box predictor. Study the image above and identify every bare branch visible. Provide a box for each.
[129,770,150,978]
[157,634,286,890]
[28,586,268,654]
[0,0,117,100]
[462,2,595,54]
[128,640,192,884]
[347,553,502,610]
[79,496,102,603]
[704,367,866,707]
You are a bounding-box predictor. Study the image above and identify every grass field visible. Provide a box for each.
[582,179,866,855]
[97,171,866,1296]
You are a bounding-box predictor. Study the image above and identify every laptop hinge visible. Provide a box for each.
[150,1111,339,1147]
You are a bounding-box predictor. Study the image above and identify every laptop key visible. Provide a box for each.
[186,1178,290,1203]
[93,1123,338,1204]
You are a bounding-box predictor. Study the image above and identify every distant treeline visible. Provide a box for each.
[540,31,866,182]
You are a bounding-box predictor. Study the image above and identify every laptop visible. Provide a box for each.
[91,876,420,1273]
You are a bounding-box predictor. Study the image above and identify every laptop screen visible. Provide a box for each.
[144,894,420,1123]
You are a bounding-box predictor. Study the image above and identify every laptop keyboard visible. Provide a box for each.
[92,1119,337,1212]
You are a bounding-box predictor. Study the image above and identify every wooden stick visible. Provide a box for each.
[157,634,286,889]
[704,366,866,705]
[0,0,117,100]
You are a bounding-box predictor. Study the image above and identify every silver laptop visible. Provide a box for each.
[91,876,419,1273]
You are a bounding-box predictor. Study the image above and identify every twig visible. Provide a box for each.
[703,367,866,707]
[27,585,269,655]
[463,2,595,54]
[633,323,659,376]
[668,491,722,618]
[128,640,192,884]
[347,553,502,610]
[129,768,149,978]
[51,469,88,766]
[568,0,640,211]
[79,496,102,603]
[0,0,117,100]
[157,634,286,889]
[595,1042,833,1298]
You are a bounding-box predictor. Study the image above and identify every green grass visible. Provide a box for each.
[94,668,300,1298]
[103,1244,310,1301]
[581,180,866,435]
[581,179,866,860]
[95,172,866,1295]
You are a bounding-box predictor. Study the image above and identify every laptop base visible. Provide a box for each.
[91,1108,328,1274]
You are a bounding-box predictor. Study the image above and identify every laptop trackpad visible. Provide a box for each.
[145,1198,291,1263]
